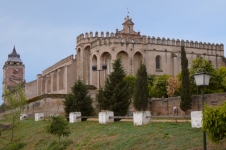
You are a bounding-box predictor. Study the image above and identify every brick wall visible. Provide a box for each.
[7,67,24,86]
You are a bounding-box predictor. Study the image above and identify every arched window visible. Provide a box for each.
[156,56,160,69]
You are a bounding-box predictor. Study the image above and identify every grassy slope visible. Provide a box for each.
[0,119,225,150]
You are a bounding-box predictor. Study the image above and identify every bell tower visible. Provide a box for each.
[116,15,141,40]
[2,46,25,104]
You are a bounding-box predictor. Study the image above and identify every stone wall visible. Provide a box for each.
[150,93,226,116]
[23,92,226,117]
[42,55,74,75]
[66,59,77,94]
[24,97,65,116]
[26,55,77,100]
[23,87,97,117]
[25,80,37,100]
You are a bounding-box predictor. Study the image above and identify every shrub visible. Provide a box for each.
[203,101,226,143]
[166,77,180,97]
[149,74,171,98]
[46,116,71,150]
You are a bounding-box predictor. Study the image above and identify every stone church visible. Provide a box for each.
[2,16,225,115]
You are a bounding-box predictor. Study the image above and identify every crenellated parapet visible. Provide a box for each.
[76,32,224,51]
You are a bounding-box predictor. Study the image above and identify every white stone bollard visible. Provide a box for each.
[107,111,114,124]
[20,114,27,120]
[69,112,81,123]
[35,113,44,121]
[133,111,151,126]
[50,114,60,122]
[191,111,202,128]
[98,111,114,124]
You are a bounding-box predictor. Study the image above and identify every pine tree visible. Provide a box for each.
[180,45,192,113]
[97,57,131,116]
[133,62,148,111]
[63,79,94,120]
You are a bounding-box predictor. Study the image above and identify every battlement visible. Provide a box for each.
[42,55,74,75]
[76,32,224,51]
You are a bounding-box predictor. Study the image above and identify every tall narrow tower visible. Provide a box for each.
[2,46,25,104]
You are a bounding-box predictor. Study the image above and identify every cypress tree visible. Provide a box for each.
[63,79,94,120]
[133,62,148,111]
[97,57,131,116]
[180,45,192,113]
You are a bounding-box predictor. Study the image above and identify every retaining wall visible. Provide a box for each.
[150,93,226,116]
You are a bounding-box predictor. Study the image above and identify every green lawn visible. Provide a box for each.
[0,119,225,150]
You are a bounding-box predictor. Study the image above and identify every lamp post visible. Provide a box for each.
[92,64,107,111]
[193,71,210,150]
[197,87,199,111]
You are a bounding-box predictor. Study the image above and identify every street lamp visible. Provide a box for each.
[193,71,210,150]
[92,64,107,111]
[92,64,107,89]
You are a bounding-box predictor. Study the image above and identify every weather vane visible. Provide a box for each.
[127,7,129,16]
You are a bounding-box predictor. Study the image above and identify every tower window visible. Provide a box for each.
[156,56,160,69]
[128,26,130,33]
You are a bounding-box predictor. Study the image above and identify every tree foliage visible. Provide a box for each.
[0,103,8,113]
[222,77,226,90]
[15,83,27,124]
[46,116,71,150]
[133,62,148,111]
[190,57,221,94]
[166,77,181,97]
[177,57,223,95]
[217,67,226,92]
[148,74,171,98]
[97,57,131,116]
[123,74,136,97]
[147,74,156,86]
[3,83,27,140]
[63,79,94,118]
[180,45,192,113]
[203,101,226,143]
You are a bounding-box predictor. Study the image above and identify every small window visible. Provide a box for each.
[208,60,212,65]
[156,56,160,69]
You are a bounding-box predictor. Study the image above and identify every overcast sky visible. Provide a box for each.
[1,0,226,104]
